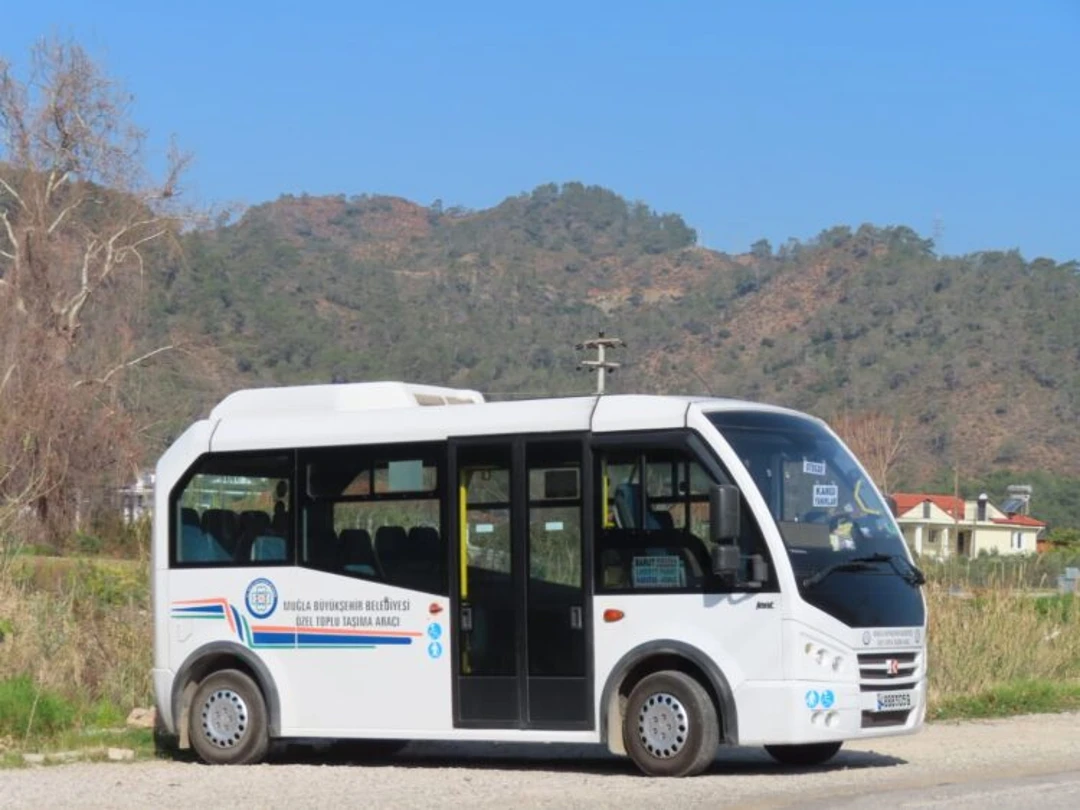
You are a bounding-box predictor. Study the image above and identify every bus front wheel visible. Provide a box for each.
[623,670,719,777]
[189,669,270,765]
[764,741,842,767]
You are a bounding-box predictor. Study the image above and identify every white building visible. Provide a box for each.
[893,492,1045,558]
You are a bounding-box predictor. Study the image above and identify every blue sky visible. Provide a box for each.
[2,1,1077,260]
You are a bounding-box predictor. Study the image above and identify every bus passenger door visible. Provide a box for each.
[451,438,592,730]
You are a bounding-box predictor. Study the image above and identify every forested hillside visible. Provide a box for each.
[147,182,1080,493]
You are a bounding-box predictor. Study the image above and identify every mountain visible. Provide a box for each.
[145,182,1080,492]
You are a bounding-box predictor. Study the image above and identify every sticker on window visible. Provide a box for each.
[803,460,826,476]
[813,484,839,508]
[631,555,686,588]
[475,523,494,534]
[544,521,564,532]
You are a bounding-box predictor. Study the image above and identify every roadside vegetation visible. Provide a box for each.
[3,534,1080,760]
[926,576,1080,720]
[0,525,151,757]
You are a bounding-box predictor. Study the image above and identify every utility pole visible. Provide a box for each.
[576,332,624,395]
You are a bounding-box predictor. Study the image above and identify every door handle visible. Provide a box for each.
[570,606,583,630]
[461,605,473,632]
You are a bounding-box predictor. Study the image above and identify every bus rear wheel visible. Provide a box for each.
[189,669,270,765]
[764,741,842,767]
[623,670,719,777]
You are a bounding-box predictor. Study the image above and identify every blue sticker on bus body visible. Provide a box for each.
[805,690,820,709]
[427,641,443,659]
[427,623,442,640]
[245,578,278,619]
[821,690,835,709]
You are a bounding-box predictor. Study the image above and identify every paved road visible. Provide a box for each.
[1,713,1078,809]
[794,769,1080,810]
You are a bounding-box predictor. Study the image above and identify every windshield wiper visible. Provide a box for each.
[801,554,926,590]
[801,560,875,589]
[858,553,926,586]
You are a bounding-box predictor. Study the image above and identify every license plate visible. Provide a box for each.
[875,691,913,712]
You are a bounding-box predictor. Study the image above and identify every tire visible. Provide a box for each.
[623,670,719,777]
[189,669,270,765]
[764,741,842,767]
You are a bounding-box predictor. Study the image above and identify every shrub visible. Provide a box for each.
[0,676,78,739]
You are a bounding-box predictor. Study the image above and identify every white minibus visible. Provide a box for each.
[152,382,926,776]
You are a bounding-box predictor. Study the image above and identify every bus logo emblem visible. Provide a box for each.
[886,658,900,676]
[246,578,278,619]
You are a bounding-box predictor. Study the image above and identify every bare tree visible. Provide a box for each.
[0,38,190,546]
[832,410,911,496]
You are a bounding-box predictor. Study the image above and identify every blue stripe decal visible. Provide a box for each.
[252,631,297,646]
[230,606,244,641]
[173,605,225,615]
[296,633,412,646]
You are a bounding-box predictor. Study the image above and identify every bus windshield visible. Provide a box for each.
[707,410,924,627]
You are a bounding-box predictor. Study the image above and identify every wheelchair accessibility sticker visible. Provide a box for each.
[805,690,820,709]
[428,641,443,659]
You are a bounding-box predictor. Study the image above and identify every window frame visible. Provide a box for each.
[297,441,449,594]
[592,429,779,595]
[168,449,298,569]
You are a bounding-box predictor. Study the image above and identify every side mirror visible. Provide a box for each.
[710,484,742,580]
[711,544,740,579]
[709,484,741,543]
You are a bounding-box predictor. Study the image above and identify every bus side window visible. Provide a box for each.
[596,447,777,593]
[299,445,446,595]
[171,453,293,567]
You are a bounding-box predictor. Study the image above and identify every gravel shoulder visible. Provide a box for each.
[2,713,1079,810]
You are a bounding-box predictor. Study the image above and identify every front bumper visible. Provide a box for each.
[733,675,926,745]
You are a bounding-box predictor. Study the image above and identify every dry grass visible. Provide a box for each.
[926,583,1080,713]
[2,549,1080,743]
[0,556,151,732]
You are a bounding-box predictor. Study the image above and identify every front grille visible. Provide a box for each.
[862,709,911,728]
[858,651,918,682]
[860,681,917,692]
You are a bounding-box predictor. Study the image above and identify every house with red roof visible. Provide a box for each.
[892,492,1046,558]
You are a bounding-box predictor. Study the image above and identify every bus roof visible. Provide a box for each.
[203,382,813,454]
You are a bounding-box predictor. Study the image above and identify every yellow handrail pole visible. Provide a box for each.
[459,479,469,600]
[601,459,612,528]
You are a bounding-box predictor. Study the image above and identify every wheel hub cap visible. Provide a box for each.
[201,688,249,749]
[637,692,689,759]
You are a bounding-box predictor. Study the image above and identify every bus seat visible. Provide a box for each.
[250,535,287,562]
[613,483,638,528]
[407,526,442,590]
[240,510,271,538]
[202,509,238,557]
[614,483,668,530]
[181,507,201,528]
[375,526,408,582]
[408,526,441,561]
[181,523,231,562]
[341,529,379,577]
